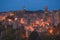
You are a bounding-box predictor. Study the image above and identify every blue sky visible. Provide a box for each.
[0,0,60,12]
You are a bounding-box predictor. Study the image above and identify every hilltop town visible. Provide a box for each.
[0,6,60,40]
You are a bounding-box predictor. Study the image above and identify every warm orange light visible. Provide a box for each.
[25,26,29,30]
[34,20,39,25]
[32,24,37,26]
[20,18,24,24]
[40,22,45,27]
[29,26,34,32]
[0,16,6,21]
[47,17,51,23]
[45,22,49,25]
[25,25,34,32]
[47,27,53,34]
[8,19,12,22]
[49,29,53,34]
[9,13,14,16]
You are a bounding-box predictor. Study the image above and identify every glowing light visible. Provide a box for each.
[8,19,12,22]
[25,25,34,32]
[34,20,39,25]
[9,13,14,16]
[40,22,45,27]
[0,16,6,21]
[49,29,53,34]
[45,22,49,25]
[14,18,17,20]
[47,27,53,34]
[32,24,37,27]
[20,18,24,24]
[29,26,34,32]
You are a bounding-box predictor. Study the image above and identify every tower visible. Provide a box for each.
[22,6,26,13]
[44,6,48,13]
[44,6,49,22]
[21,6,26,17]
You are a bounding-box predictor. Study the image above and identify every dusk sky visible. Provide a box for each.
[0,0,60,12]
